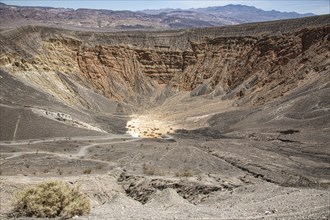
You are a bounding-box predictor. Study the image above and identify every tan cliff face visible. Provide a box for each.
[175,26,330,106]
[0,16,329,112]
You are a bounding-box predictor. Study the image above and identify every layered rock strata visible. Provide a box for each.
[0,15,329,111]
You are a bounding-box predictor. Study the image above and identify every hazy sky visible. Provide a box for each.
[2,0,330,15]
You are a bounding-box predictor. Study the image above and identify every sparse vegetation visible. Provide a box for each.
[11,180,90,218]
[143,164,156,175]
[43,169,49,173]
[97,19,102,27]
[83,168,92,174]
[57,169,63,175]
[176,169,194,178]
[142,164,163,176]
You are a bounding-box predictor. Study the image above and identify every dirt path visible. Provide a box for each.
[0,134,134,146]
[75,138,139,158]
[1,135,140,164]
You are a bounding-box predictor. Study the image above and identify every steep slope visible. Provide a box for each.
[1,15,329,107]
[0,70,127,141]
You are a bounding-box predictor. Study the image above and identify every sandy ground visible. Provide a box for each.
[126,94,237,139]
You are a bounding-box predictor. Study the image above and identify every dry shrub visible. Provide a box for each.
[11,180,90,219]
[143,164,163,176]
[83,168,92,174]
[176,169,194,178]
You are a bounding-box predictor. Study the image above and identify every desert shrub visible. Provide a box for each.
[83,168,92,174]
[11,180,90,219]
[143,164,156,175]
[176,169,194,178]
[142,164,163,176]
[43,168,49,173]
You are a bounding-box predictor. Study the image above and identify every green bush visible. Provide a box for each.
[11,180,91,219]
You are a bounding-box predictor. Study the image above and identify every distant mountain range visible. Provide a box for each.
[0,3,315,31]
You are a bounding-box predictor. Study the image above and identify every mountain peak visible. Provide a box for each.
[0,3,315,31]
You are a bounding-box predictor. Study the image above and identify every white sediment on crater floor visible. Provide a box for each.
[126,114,178,138]
[126,130,140,138]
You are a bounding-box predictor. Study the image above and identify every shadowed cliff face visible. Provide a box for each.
[0,15,329,112]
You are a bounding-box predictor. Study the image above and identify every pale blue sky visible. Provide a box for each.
[2,0,330,15]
